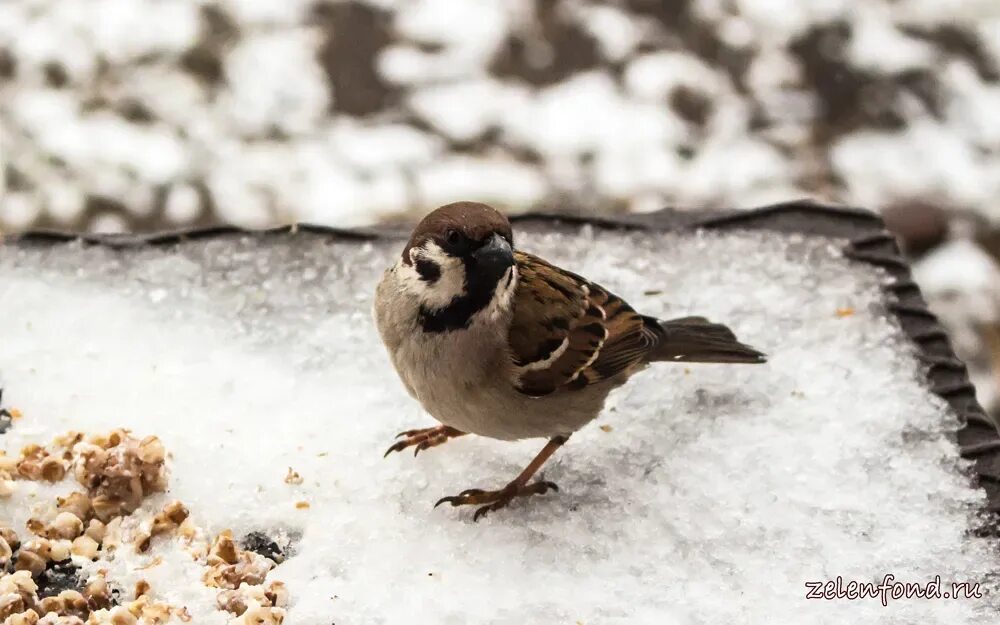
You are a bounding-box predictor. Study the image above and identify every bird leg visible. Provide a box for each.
[435,435,569,521]
[384,425,466,457]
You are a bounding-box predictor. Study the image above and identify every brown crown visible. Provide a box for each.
[402,202,513,264]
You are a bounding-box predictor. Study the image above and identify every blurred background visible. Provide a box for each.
[1,0,999,413]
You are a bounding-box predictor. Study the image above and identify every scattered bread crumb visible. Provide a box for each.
[284,468,303,485]
[1,429,289,624]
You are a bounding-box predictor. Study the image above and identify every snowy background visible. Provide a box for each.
[3,3,1000,622]
[1,0,999,233]
[1,230,998,624]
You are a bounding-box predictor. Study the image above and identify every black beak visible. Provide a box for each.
[471,233,514,275]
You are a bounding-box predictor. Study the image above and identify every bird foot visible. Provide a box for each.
[434,479,559,521]
[384,425,464,457]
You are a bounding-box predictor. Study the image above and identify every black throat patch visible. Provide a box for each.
[418,258,509,333]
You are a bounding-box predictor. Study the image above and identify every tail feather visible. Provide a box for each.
[648,316,766,364]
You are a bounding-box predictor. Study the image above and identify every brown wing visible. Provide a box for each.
[509,251,662,397]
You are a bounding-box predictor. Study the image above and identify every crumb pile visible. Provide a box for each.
[0,430,287,625]
[0,230,998,623]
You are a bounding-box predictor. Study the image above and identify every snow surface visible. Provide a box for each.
[0,229,997,624]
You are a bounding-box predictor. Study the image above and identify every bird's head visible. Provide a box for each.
[398,202,517,331]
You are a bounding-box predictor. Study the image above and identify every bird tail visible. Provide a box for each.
[648,316,766,364]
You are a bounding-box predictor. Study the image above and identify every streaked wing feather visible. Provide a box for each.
[509,252,661,396]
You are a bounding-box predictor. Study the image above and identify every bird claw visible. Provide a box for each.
[384,425,463,458]
[383,441,408,457]
[413,439,435,456]
[473,506,492,522]
[395,428,427,440]
[433,480,559,520]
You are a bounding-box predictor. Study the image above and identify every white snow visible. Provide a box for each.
[221,30,329,137]
[915,239,1000,300]
[221,0,313,27]
[698,0,849,42]
[8,89,188,188]
[414,156,547,211]
[914,239,1000,410]
[576,5,641,62]
[407,79,516,142]
[942,62,1000,148]
[325,121,443,171]
[3,0,1000,229]
[830,120,998,210]
[848,8,937,73]
[684,137,797,206]
[503,72,687,158]
[43,182,87,226]
[0,193,40,230]
[623,53,725,103]
[0,229,996,624]
[394,0,512,62]
[164,184,202,225]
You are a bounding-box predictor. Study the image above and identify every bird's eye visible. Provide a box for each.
[445,229,461,245]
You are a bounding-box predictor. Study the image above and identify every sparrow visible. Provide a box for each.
[374,201,765,520]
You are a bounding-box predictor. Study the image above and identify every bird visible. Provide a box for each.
[374,201,765,520]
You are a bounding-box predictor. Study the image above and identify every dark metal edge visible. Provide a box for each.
[3,199,999,508]
[0,199,879,246]
[1,222,385,248]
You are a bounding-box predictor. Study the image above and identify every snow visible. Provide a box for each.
[414,156,547,210]
[1,228,996,624]
[577,5,641,62]
[164,185,202,225]
[683,138,797,206]
[8,89,188,187]
[0,194,40,230]
[848,9,937,73]
[942,62,1000,147]
[623,53,725,102]
[3,0,1000,229]
[915,239,1000,300]
[699,0,849,42]
[221,30,329,137]
[830,121,996,211]
[913,239,1000,409]
[325,121,443,170]
[221,0,313,27]
[502,72,687,159]
[394,0,512,60]
[407,79,515,142]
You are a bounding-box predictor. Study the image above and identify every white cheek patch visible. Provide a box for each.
[485,264,518,320]
[470,263,518,328]
[397,241,467,310]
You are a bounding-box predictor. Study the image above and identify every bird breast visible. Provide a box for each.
[374,266,610,440]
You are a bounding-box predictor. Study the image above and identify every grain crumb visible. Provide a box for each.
[284,468,303,485]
